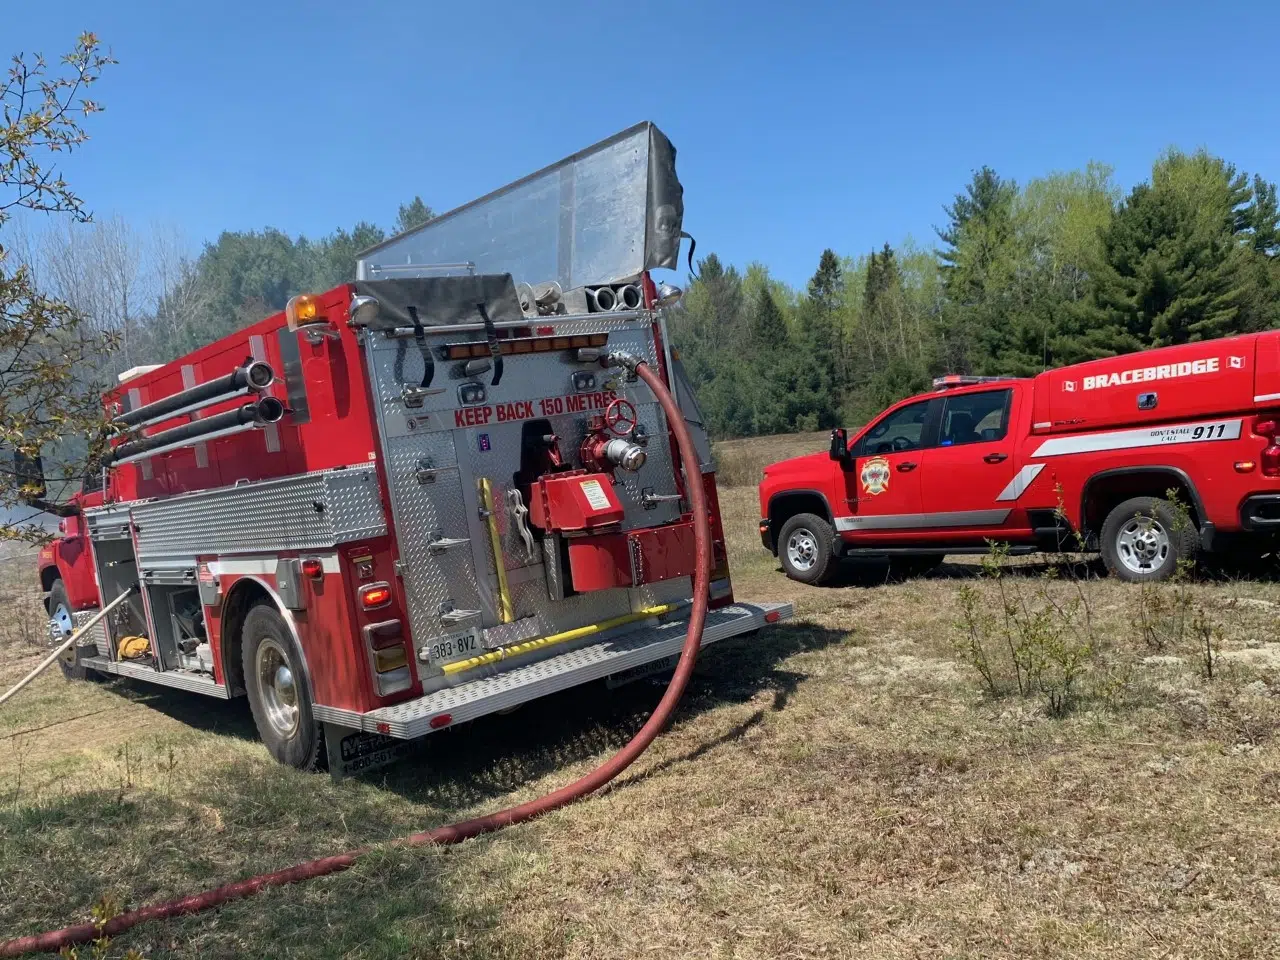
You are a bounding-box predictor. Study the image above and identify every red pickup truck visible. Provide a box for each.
[759,332,1280,584]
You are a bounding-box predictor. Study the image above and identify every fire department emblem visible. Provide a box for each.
[860,456,891,496]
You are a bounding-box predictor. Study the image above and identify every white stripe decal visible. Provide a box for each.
[1031,418,1242,458]
[209,555,340,576]
[1255,393,1280,403]
[1033,421,1052,430]
[995,464,1046,501]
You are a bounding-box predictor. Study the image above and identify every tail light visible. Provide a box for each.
[359,582,392,610]
[363,619,412,696]
[1256,418,1280,477]
[300,558,324,580]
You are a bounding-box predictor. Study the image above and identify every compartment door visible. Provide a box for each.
[362,335,493,667]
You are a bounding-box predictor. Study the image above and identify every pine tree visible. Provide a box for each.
[395,196,435,234]
[1076,151,1256,353]
[935,168,1017,372]
[749,285,789,350]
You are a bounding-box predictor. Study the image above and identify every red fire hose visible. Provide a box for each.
[0,354,713,958]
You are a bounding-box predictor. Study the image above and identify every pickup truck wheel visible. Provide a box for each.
[778,513,836,585]
[48,580,98,681]
[1100,497,1198,582]
[242,602,323,770]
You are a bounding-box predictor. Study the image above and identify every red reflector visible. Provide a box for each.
[360,582,392,609]
[536,326,554,336]
[429,713,452,730]
[376,722,391,735]
[765,610,781,624]
[301,558,324,580]
[1235,461,1257,473]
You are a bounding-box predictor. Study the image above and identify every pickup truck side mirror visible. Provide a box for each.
[13,449,48,502]
[829,428,852,467]
[11,449,78,518]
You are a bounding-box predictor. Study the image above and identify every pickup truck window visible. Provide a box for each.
[939,389,1011,446]
[857,398,932,455]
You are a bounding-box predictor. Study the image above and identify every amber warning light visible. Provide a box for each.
[285,293,327,331]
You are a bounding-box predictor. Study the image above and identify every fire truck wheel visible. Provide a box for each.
[48,580,97,681]
[1100,496,1198,583]
[242,603,322,770]
[778,513,836,585]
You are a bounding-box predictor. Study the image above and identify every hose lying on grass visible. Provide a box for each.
[0,353,713,958]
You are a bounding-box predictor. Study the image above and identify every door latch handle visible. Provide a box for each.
[896,461,918,472]
[984,453,1009,463]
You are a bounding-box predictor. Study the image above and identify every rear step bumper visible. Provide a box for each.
[1241,494,1280,531]
[314,601,793,740]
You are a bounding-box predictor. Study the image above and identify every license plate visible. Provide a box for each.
[425,628,482,667]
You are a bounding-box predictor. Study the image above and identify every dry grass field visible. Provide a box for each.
[2,432,1279,958]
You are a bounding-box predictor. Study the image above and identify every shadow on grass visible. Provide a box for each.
[67,621,846,812]
[92,676,261,742]
[368,620,846,805]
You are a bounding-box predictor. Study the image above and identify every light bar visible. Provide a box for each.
[933,374,1017,389]
[444,332,609,361]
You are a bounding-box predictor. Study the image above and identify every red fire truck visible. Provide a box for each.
[759,332,1280,585]
[25,124,791,777]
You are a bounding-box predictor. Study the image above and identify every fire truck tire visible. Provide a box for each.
[241,603,323,770]
[1100,496,1198,583]
[777,513,836,585]
[48,581,98,682]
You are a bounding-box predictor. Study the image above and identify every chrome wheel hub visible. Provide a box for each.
[256,638,300,738]
[786,528,819,572]
[1116,517,1170,575]
[49,603,73,643]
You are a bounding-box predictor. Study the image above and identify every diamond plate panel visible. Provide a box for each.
[130,467,385,561]
[310,602,795,737]
[362,304,690,659]
[381,428,484,650]
[55,608,109,652]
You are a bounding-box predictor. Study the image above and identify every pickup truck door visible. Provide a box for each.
[918,386,1030,539]
[841,397,940,538]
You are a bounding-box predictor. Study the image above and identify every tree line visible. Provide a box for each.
[6,33,1280,539]
[670,150,1280,438]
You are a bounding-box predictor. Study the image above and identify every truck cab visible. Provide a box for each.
[761,333,1280,584]
[760,376,1038,583]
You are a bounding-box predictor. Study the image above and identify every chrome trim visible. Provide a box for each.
[835,509,1011,531]
[82,656,231,698]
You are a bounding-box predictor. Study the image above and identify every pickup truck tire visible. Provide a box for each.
[242,602,323,770]
[778,513,837,585]
[1100,496,1198,582]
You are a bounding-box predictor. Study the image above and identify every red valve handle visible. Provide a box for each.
[604,398,637,437]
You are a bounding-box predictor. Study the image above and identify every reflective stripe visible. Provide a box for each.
[1030,418,1242,458]
[835,508,1010,531]
[209,555,340,576]
[1255,393,1280,403]
[995,464,1045,502]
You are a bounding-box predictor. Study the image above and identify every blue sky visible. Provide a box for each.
[9,0,1279,288]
